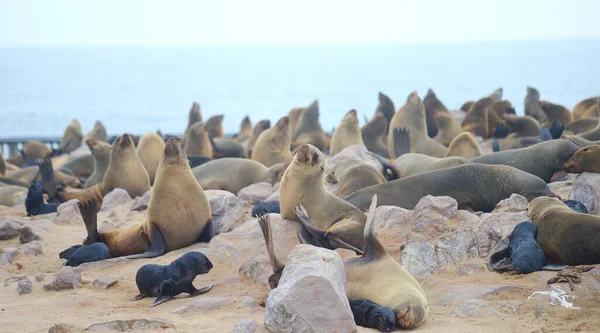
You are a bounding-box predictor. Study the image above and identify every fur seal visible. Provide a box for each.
[344,195,428,329]
[212,138,246,158]
[577,122,600,141]
[280,144,367,252]
[326,158,386,199]
[330,110,364,156]
[346,164,557,212]
[572,96,599,120]
[183,122,213,157]
[251,116,292,167]
[472,139,580,182]
[445,132,481,158]
[361,112,389,158]
[540,101,572,125]
[292,100,328,151]
[60,242,111,267]
[460,101,474,112]
[423,89,448,138]
[387,92,447,158]
[374,152,469,179]
[489,100,513,119]
[205,115,224,139]
[562,145,600,173]
[181,102,203,149]
[73,138,213,258]
[60,119,84,154]
[131,251,213,307]
[461,97,492,137]
[348,298,397,332]
[252,201,281,217]
[524,87,549,126]
[564,199,588,214]
[6,141,52,167]
[582,103,599,118]
[374,92,396,135]
[288,107,305,137]
[136,132,166,185]
[25,181,59,216]
[192,158,287,194]
[488,221,545,274]
[83,121,108,143]
[0,151,5,176]
[61,154,94,178]
[83,140,111,188]
[235,116,253,143]
[247,119,271,158]
[528,197,600,265]
[433,112,463,146]
[565,117,598,134]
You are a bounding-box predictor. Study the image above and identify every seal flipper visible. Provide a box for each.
[491,139,501,153]
[150,280,173,307]
[392,127,410,157]
[367,152,399,181]
[257,214,285,276]
[362,195,387,260]
[549,120,564,139]
[78,199,101,243]
[38,158,58,203]
[125,224,166,259]
[539,128,552,141]
[188,283,214,296]
[130,294,146,301]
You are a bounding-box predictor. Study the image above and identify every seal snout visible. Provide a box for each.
[293,144,311,164]
[120,134,132,147]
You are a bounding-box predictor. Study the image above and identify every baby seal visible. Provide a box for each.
[131,251,214,307]
[252,201,281,217]
[348,298,397,332]
[61,243,111,267]
[25,181,59,216]
[488,221,545,274]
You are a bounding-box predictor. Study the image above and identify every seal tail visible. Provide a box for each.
[362,195,386,260]
[257,214,285,289]
[37,158,57,201]
[392,127,410,157]
[367,151,399,181]
[78,199,101,243]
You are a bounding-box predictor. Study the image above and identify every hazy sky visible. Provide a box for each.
[1,0,599,46]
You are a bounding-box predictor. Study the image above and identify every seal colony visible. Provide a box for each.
[4,86,600,332]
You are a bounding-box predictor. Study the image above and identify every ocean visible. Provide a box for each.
[1,39,599,138]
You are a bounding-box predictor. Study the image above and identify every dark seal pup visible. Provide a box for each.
[489,221,545,274]
[349,298,397,332]
[131,251,214,307]
[252,201,281,217]
[564,199,588,214]
[25,181,59,216]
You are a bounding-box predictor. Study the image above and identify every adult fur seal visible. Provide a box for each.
[72,138,213,258]
[181,102,203,149]
[504,116,541,138]
[524,87,549,126]
[330,110,364,156]
[61,154,94,179]
[373,152,469,179]
[131,251,213,307]
[564,118,598,134]
[251,116,292,167]
[6,141,52,167]
[83,121,108,143]
[423,88,448,138]
[445,132,481,158]
[344,195,428,329]
[192,158,287,194]
[374,92,395,135]
[136,132,166,185]
[212,138,246,158]
[540,101,572,125]
[387,92,447,158]
[488,221,545,274]
[235,116,253,143]
[183,122,213,157]
[205,115,224,139]
[528,197,600,265]
[461,96,492,137]
[60,119,84,154]
[346,164,557,212]
[361,112,389,158]
[247,119,271,158]
[471,139,580,182]
[280,144,367,252]
[83,140,111,188]
[348,298,397,332]
[293,100,328,151]
[326,158,386,199]
[433,112,462,146]
[562,145,600,173]
[572,96,599,120]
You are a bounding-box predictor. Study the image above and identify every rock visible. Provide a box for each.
[4,274,27,286]
[569,172,600,215]
[48,323,75,333]
[17,278,32,295]
[239,257,272,285]
[265,189,280,202]
[413,196,458,238]
[436,228,478,271]
[436,284,521,306]
[400,233,438,280]
[205,190,246,234]
[55,200,82,224]
[492,194,528,213]
[173,296,250,314]
[456,263,486,276]
[35,273,45,282]
[475,212,528,258]
[84,319,174,331]
[451,300,498,317]
[92,276,118,289]
[0,219,41,243]
[237,182,274,205]
[20,240,43,255]
[53,267,81,290]
[264,245,356,333]
[18,225,41,244]
[0,248,19,265]
[131,190,151,211]
[231,319,260,333]
[99,188,132,212]
[549,180,572,202]
[494,300,523,313]
[12,192,28,207]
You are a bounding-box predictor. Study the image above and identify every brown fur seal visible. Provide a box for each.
[6,141,52,166]
[374,92,395,136]
[344,195,428,329]
[524,87,549,126]
[460,101,474,112]
[181,102,203,149]
[183,122,213,157]
[61,155,94,178]
[192,158,287,194]
[235,116,252,142]
[433,112,463,146]
[374,152,469,179]
[572,96,599,120]
[59,134,150,205]
[60,119,84,154]
[577,122,600,141]
[0,151,5,176]
[288,107,306,137]
[361,112,389,158]
[251,116,292,167]
[505,115,541,137]
[346,164,557,212]
[78,138,213,258]
[488,88,503,103]
[582,103,599,119]
[445,132,482,158]
[84,140,111,189]
[528,197,600,265]
[562,145,600,173]
[280,144,367,252]
[540,101,572,125]
[461,97,491,137]
[247,119,271,158]
[326,158,386,199]
[212,138,246,158]
[330,110,364,156]
[423,88,448,138]
[293,100,328,151]
[489,100,513,119]
[205,115,224,139]
[564,118,598,134]
[387,92,447,158]
[136,132,166,185]
[83,121,108,143]
[471,139,580,182]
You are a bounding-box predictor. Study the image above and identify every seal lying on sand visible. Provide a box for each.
[131,251,213,307]
[488,221,546,274]
[349,298,397,332]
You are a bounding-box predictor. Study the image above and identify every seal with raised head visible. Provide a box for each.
[346,164,558,212]
[572,96,599,120]
[326,158,386,199]
[235,115,253,143]
[524,87,549,126]
[60,119,84,154]
[445,132,482,158]
[504,115,541,137]
[5,141,52,167]
[131,251,214,307]
[183,122,213,158]
[461,96,492,138]
[344,195,429,329]
[83,121,108,143]
[136,131,166,185]
[71,138,213,258]
[83,139,111,188]
[374,92,395,136]
[251,116,292,167]
[181,102,203,149]
[205,115,224,139]
[433,112,463,146]
[247,119,271,158]
[562,144,600,173]
[329,110,364,156]
[528,197,600,265]
[540,100,572,125]
[423,88,449,138]
[292,100,328,151]
[361,112,389,158]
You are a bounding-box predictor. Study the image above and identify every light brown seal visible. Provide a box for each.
[288,107,306,138]
[505,115,541,137]
[445,132,482,158]
[247,119,271,158]
[572,96,599,120]
[423,88,448,138]
[136,132,166,185]
[205,115,224,139]
[562,145,600,173]
[83,121,108,143]
[83,139,111,189]
[582,102,599,119]
[461,97,491,138]
[6,141,52,166]
[540,100,572,125]
[564,118,598,135]
[326,158,386,199]
[292,100,328,151]
[251,116,292,167]
[60,119,84,154]
[181,102,203,149]
[235,116,253,143]
[433,112,463,146]
[361,112,389,158]
[183,122,213,157]
[524,87,549,126]
[329,110,364,156]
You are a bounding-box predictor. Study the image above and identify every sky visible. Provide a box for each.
[0,0,599,46]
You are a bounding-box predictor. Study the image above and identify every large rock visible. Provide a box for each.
[84,319,173,331]
[436,228,479,270]
[99,188,132,212]
[0,219,41,243]
[237,182,275,205]
[549,179,573,201]
[206,190,246,234]
[569,172,600,215]
[264,245,356,333]
[45,267,81,291]
[92,276,118,289]
[401,233,438,280]
[413,196,458,238]
[131,190,151,211]
[55,200,82,224]
[231,319,263,333]
[0,248,19,265]
[492,194,528,213]
[475,212,528,258]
